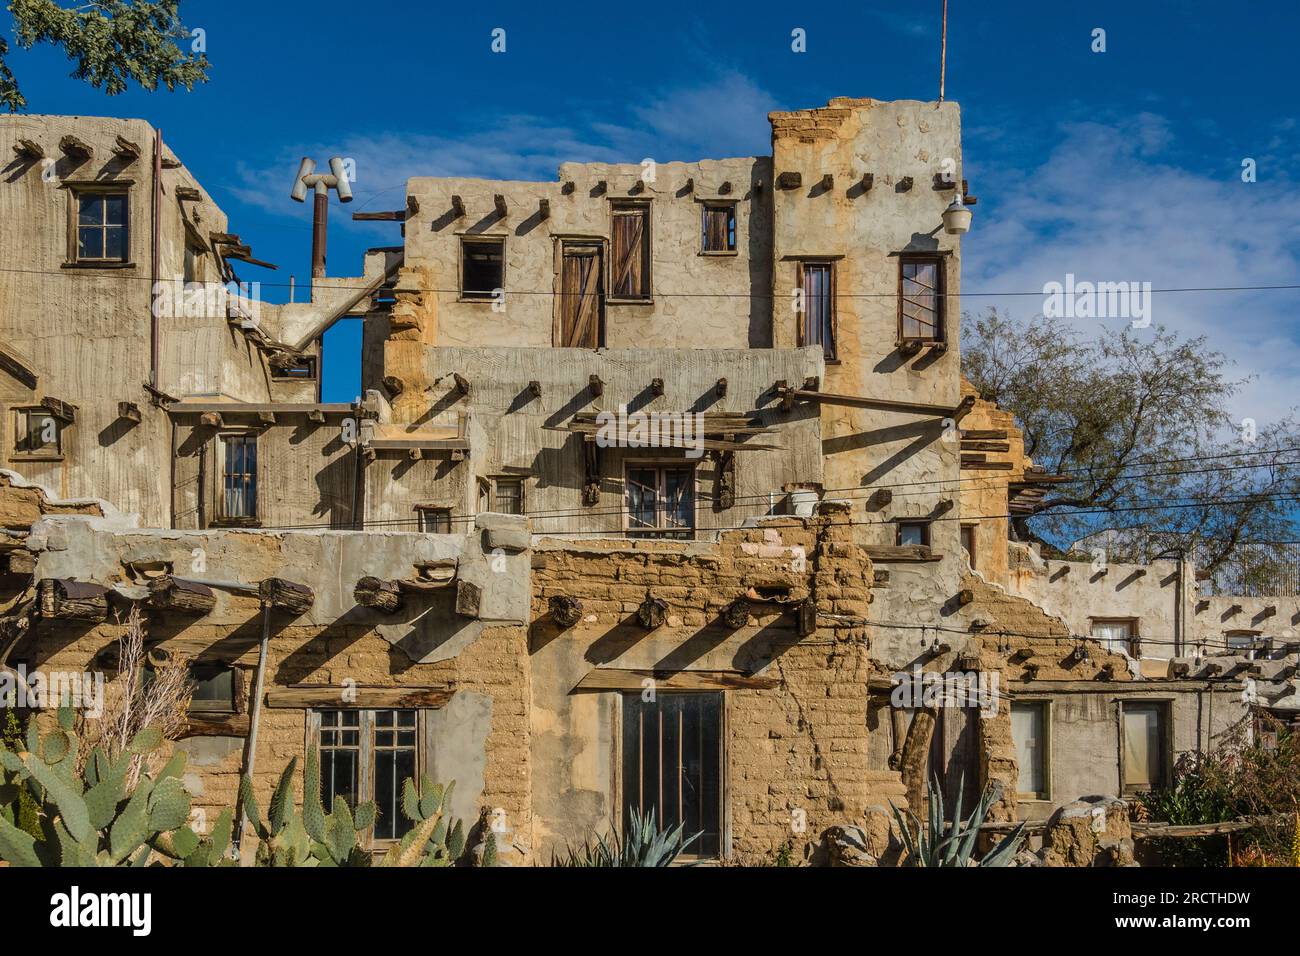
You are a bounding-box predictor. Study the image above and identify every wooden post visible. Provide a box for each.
[234,603,271,857]
[900,706,939,817]
[354,576,403,613]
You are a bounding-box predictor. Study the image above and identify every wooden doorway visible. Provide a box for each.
[555,241,605,348]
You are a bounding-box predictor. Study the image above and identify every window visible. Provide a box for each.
[557,241,605,348]
[74,190,129,263]
[798,261,836,360]
[896,521,931,547]
[1121,701,1169,793]
[316,709,418,843]
[622,692,722,858]
[960,524,977,568]
[1011,702,1049,799]
[1226,630,1263,659]
[701,203,736,253]
[1091,618,1137,657]
[460,237,504,299]
[271,356,317,380]
[218,434,258,522]
[626,464,695,539]
[13,408,60,456]
[610,203,651,300]
[478,477,524,515]
[899,255,945,342]
[188,664,238,714]
[183,243,204,284]
[415,505,452,533]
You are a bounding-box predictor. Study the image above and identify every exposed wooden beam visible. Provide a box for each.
[13,138,43,160]
[538,198,550,220]
[589,374,604,397]
[776,171,802,189]
[259,577,314,615]
[40,396,77,424]
[493,194,508,217]
[117,401,142,423]
[636,594,668,629]
[58,135,93,161]
[455,579,481,618]
[451,195,466,218]
[548,595,583,628]
[574,669,779,692]
[266,685,454,709]
[715,377,728,398]
[354,576,403,613]
[175,185,202,202]
[38,579,109,621]
[776,386,974,419]
[146,576,216,616]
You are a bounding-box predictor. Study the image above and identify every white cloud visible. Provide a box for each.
[964,113,1300,425]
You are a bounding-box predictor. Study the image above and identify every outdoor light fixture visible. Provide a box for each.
[942,194,971,235]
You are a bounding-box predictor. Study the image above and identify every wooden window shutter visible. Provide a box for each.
[611,205,649,298]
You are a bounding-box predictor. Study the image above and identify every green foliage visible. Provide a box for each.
[772,838,795,867]
[0,702,226,866]
[553,810,701,867]
[240,751,467,867]
[0,710,40,839]
[2,0,210,111]
[890,775,1025,867]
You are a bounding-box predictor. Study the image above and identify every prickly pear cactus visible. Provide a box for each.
[377,775,466,867]
[0,704,222,866]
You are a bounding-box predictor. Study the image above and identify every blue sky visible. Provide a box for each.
[6,0,1299,415]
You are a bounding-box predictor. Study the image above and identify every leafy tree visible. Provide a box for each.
[1,0,208,112]
[962,309,1300,571]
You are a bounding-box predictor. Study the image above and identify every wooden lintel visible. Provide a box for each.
[574,669,779,693]
[179,713,250,738]
[266,685,454,709]
[864,545,943,563]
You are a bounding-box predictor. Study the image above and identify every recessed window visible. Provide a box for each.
[415,505,452,533]
[1091,618,1137,657]
[626,464,695,539]
[74,190,129,263]
[1226,630,1264,659]
[701,203,736,253]
[218,433,258,522]
[315,708,419,844]
[896,521,931,547]
[1011,702,1049,799]
[13,408,60,456]
[188,663,238,714]
[461,237,504,299]
[899,255,945,342]
[184,243,205,284]
[271,356,318,380]
[798,261,836,360]
[622,692,722,858]
[959,524,977,568]
[610,203,651,300]
[478,477,524,516]
[1121,701,1169,793]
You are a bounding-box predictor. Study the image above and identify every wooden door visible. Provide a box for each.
[556,242,604,348]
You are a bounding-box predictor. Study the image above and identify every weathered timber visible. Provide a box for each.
[4,551,36,576]
[266,685,455,709]
[455,579,481,618]
[549,595,584,628]
[117,401,142,423]
[59,135,93,160]
[776,171,802,189]
[354,576,403,613]
[722,598,750,629]
[13,138,43,160]
[38,579,110,621]
[636,594,669,629]
[259,577,314,614]
[147,576,216,615]
[574,669,779,692]
[863,545,942,563]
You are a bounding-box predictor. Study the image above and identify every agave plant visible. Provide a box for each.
[889,774,1025,867]
[553,810,701,867]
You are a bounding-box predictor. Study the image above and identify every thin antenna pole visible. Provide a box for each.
[939,0,948,102]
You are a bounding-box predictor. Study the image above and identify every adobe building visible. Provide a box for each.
[0,100,1285,864]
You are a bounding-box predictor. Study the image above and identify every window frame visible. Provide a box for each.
[619,690,725,861]
[896,520,932,548]
[624,461,698,540]
[959,523,977,569]
[67,185,131,267]
[898,253,947,344]
[414,504,453,533]
[11,407,63,460]
[307,707,423,850]
[608,201,652,302]
[186,662,242,715]
[1091,617,1139,657]
[1010,699,1051,800]
[795,259,837,362]
[699,202,738,256]
[214,431,260,527]
[458,235,506,302]
[1119,699,1172,795]
[270,355,318,381]
[477,475,525,516]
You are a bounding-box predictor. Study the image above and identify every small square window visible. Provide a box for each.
[1091,619,1137,657]
[896,521,930,547]
[14,409,60,456]
[494,479,523,515]
[415,506,452,533]
[74,190,129,263]
[189,664,238,714]
[701,204,736,253]
[461,238,504,299]
[626,464,696,539]
[271,356,318,380]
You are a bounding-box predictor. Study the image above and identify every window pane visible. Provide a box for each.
[78,227,104,260]
[190,664,234,710]
[103,225,126,261]
[103,194,127,226]
[78,195,103,226]
[662,467,694,535]
[494,479,522,515]
[802,264,835,360]
[898,523,927,546]
[1011,704,1045,796]
[1123,704,1164,790]
[372,709,417,841]
[319,710,360,812]
[627,468,657,531]
[1091,621,1133,655]
[623,693,722,857]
